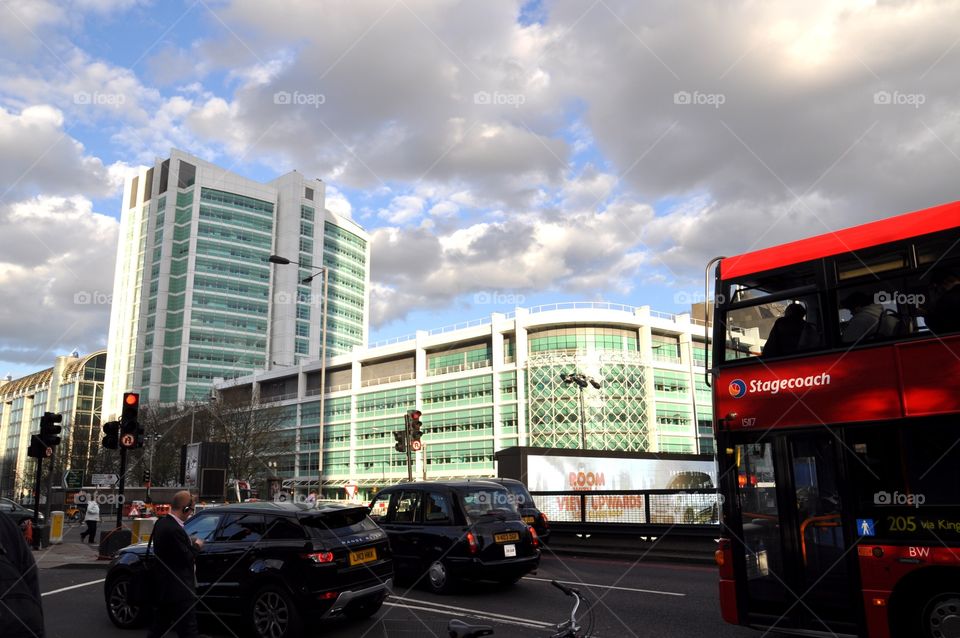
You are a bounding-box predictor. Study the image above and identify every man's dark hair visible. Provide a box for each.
[841,291,873,310]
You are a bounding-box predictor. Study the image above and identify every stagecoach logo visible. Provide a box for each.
[729,373,831,398]
[728,379,747,399]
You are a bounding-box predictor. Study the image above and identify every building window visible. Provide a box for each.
[177,161,196,189]
[305,187,314,201]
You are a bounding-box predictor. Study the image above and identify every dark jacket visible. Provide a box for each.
[151,514,200,603]
[0,511,43,637]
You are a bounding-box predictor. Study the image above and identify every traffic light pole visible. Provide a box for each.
[405,430,413,481]
[31,453,42,549]
[116,446,127,529]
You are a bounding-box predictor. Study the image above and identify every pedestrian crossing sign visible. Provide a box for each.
[857,519,875,536]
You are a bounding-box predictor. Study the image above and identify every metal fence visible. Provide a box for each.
[531,489,719,526]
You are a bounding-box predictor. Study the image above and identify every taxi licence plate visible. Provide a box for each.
[494,532,520,543]
[349,547,377,566]
[522,516,535,524]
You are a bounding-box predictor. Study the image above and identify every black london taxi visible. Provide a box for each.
[484,478,550,543]
[369,480,541,593]
[104,502,392,638]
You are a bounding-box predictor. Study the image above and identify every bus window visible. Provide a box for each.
[724,295,824,361]
[836,285,913,344]
[836,247,909,281]
[846,422,960,540]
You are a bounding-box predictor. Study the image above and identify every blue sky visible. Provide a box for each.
[2,0,958,379]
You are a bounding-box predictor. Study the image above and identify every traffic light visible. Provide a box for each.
[39,412,62,448]
[142,469,151,484]
[27,435,49,459]
[393,431,406,453]
[102,421,120,450]
[120,392,142,449]
[407,410,423,443]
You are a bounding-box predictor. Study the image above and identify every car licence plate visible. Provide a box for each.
[349,547,377,566]
[504,544,516,557]
[522,516,535,524]
[494,532,520,543]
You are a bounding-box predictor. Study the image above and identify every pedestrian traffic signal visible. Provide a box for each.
[102,420,120,450]
[39,412,62,448]
[393,430,406,453]
[120,392,142,449]
[407,409,423,443]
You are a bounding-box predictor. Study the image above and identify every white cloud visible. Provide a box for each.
[0,195,118,366]
[324,185,353,218]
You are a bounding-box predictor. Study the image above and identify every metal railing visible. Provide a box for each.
[360,372,416,387]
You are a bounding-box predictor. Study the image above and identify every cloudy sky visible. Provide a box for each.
[2,0,959,379]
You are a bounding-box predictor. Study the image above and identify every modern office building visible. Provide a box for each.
[103,149,371,418]
[213,303,714,498]
[0,350,107,498]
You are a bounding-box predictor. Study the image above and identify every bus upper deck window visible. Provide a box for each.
[837,249,909,281]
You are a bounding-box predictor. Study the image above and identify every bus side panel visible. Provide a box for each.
[715,348,902,431]
[896,335,960,416]
[859,544,960,638]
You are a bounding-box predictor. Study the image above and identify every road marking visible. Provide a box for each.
[524,576,686,597]
[387,596,554,629]
[42,578,105,597]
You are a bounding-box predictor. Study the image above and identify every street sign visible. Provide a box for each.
[411,439,423,452]
[62,469,83,490]
[44,446,53,458]
[120,433,136,448]
[91,473,119,486]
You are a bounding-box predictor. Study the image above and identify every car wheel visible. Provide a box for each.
[921,591,960,638]
[105,575,148,628]
[344,596,384,621]
[426,559,455,594]
[249,584,303,638]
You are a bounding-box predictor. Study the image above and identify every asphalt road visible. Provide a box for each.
[37,532,762,638]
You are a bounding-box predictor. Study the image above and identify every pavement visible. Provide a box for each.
[31,520,112,569]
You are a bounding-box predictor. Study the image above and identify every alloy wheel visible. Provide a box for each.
[108,580,138,625]
[253,590,291,638]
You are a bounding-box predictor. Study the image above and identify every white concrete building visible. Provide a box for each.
[103,149,370,418]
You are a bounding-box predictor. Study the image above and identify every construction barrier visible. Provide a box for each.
[49,511,64,544]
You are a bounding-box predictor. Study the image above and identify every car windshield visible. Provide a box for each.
[458,487,519,523]
[301,508,378,540]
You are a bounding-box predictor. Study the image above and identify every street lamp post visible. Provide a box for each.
[269,254,329,500]
[560,372,602,449]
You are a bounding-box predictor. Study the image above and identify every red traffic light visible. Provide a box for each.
[410,410,422,420]
[124,392,139,406]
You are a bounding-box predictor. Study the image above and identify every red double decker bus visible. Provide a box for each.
[709,201,960,638]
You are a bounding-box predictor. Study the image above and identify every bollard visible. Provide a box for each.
[49,511,64,544]
[131,517,155,544]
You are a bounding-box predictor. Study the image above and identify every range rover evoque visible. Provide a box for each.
[104,502,392,638]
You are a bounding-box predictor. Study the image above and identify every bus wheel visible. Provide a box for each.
[922,592,960,638]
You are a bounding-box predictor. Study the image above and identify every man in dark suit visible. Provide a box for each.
[148,490,203,638]
[0,510,43,638]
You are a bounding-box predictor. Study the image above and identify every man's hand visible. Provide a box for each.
[192,537,204,550]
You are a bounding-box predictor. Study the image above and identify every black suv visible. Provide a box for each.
[0,497,43,525]
[485,478,550,543]
[104,502,392,638]
[369,480,540,594]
